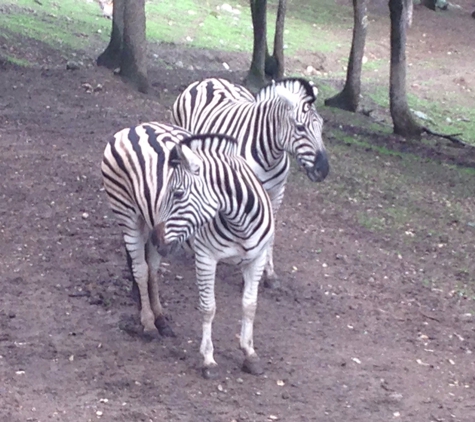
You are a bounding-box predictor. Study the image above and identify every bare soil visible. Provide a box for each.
[1,3,475,422]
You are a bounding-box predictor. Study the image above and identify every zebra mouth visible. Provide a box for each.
[307,150,329,183]
[157,240,180,257]
[151,223,180,257]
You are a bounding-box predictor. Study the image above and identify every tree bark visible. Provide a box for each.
[246,0,268,90]
[325,0,367,112]
[97,0,125,69]
[120,0,149,94]
[389,0,422,138]
[270,0,286,79]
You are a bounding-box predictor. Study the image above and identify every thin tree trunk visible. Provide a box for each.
[389,0,421,138]
[271,0,286,79]
[246,0,267,90]
[120,0,149,94]
[97,0,125,69]
[325,0,368,111]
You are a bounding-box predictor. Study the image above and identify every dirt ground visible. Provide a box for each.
[1,2,475,422]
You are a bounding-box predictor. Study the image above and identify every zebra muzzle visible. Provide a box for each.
[151,222,179,257]
[307,150,329,183]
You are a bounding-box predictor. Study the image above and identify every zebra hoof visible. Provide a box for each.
[202,365,219,380]
[155,316,176,337]
[264,276,280,289]
[242,356,264,376]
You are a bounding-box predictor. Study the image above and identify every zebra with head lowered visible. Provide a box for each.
[172,77,329,288]
[101,123,274,378]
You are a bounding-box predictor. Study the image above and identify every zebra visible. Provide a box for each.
[172,77,329,289]
[102,123,274,378]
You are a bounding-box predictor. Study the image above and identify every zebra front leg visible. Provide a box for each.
[196,254,219,379]
[241,253,266,375]
[123,226,157,336]
[145,238,175,337]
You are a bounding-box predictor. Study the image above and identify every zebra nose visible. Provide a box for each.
[151,222,177,257]
[312,150,329,182]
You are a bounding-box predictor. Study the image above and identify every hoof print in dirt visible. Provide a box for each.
[141,330,160,342]
[202,365,220,380]
[242,356,264,376]
[155,316,176,338]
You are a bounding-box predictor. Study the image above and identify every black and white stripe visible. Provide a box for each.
[102,123,274,377]
[172,77,329,287]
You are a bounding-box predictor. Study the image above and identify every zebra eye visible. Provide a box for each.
[173,189,185,199]
[295,123,306,132]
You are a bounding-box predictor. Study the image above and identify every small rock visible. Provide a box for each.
[66,61,80,71]
[176,61,184,68]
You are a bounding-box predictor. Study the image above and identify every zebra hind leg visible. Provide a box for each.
[126,249,141,307]
[123,224,158,338]
[240,254,266,376]
[145,238,175,337]
[263,233,281,289]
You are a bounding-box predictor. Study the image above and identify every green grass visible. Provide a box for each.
[1,0,110,50]
[366,85,475,146]
[0,0,351,57]
[3,55,30,67]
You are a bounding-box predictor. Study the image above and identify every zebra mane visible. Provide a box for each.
[180,133,239,158]
[257,77,318,104]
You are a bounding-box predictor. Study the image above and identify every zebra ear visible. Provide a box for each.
[170,144,202,176]
[274,85,297,110]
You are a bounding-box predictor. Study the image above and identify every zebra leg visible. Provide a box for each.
[196,254,219,379]
[241,253,266,376]
[263,233,280,289]
[145,238,175,337]
[264,189,284,289]
[123,223,157,336]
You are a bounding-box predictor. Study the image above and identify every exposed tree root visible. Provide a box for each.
[422,126,471,148]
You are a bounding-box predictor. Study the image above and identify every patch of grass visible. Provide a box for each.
[2,1,110,46]
[364,83,475,147]
[0,0,352,60]
[2,55,31,67]
[407,93,475,147]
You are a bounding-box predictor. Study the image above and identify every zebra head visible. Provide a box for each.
[270,79,330,183]
[151,141,219,257]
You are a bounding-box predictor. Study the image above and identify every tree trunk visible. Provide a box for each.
[97,0,125,69]
[271,0,286,79]
[246,0,267,91]
[325,0,368,112]
[405,0,413,28]
[120,0,149,94]
[389,0,422,138]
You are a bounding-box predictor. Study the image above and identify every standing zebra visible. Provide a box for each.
[102,123,274,378]
[172,77,329,288]
[102,123,197,337]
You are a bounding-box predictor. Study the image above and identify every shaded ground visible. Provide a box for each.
[1,3,475,422]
